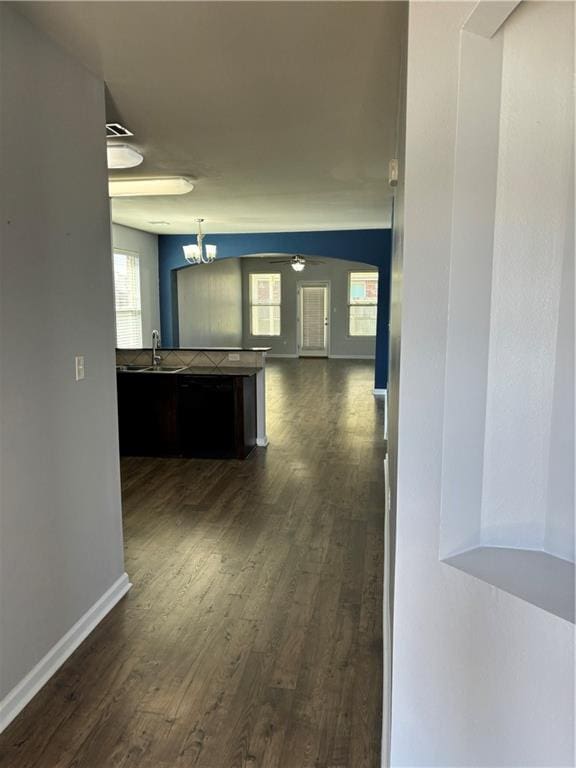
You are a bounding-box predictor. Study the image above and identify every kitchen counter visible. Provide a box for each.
[116,366,259,377]
[117,346,271,352]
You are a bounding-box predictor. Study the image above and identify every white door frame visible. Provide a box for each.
[296,280,331,357]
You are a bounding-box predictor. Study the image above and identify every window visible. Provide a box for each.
[348,271,378,336]
[250,273,281,336]
[113,251,142,347]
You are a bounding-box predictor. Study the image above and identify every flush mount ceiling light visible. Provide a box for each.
[108,177,194,197]
[107,143,144,170]
[183,219,217,265]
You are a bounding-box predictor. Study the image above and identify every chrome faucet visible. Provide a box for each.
[151,330,162,367]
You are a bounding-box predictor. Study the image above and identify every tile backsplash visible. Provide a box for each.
[116,348,265,369]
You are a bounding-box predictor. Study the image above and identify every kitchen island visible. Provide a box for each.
[116,347,269,460]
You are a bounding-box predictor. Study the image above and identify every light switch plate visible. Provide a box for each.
[75,355,85,381]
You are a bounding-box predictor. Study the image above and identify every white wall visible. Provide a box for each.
[112,223,160,344]
[384,3,408,760]
[390,2,574,765]
[480,2,574,552]
[0,4,126,711]
[177,258,243,347]
[241,257,377,357]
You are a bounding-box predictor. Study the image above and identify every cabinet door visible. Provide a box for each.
[234,376,257,459]
[117,374,179,456]
[117,373,145,455]
[179,377,236,458]
[147,376,179,455]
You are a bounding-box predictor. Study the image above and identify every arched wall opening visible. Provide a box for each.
[159,229,391,389]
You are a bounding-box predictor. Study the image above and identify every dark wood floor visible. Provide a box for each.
[0,359,386,768]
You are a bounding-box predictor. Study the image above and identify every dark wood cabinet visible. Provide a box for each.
[178,377,236,458]
[117,371,257,459]
[117,373,179,456]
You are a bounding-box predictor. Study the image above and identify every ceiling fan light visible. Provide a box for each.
[291,259,305,272]
[106,143,143,169]
[109,176,194,197]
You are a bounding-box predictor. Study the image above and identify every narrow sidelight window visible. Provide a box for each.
[348,271,378,336]
[250,273,281,336]
[113,250,142,347]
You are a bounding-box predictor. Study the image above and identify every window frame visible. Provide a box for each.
[347,270,379,338]
[113,248,143,348]
[249,272,282,337]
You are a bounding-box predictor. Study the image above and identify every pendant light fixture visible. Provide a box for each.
[183,219,217,264]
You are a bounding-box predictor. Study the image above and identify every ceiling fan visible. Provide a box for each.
[266,254,325,272]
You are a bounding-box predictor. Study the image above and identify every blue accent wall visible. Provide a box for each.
[159,229,391,388]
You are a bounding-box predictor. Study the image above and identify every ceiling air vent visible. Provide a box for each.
[106,122,133,138]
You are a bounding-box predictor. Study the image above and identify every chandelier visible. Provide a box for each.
[183,219,217,264]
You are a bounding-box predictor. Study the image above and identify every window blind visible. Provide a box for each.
[301,286,326,350]
[250,273,281,336]
[114,251,143,348]
[348,271,378,336]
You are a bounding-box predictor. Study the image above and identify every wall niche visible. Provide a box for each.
[440,1,574,623]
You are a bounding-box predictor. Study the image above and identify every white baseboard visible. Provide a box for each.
[266,354,375,360]
[373,388,387,396]
[329,354,376,360]
[256,436,269,447]
[382,454,392,768]
[383,389,388,440]
[0,572,132,733]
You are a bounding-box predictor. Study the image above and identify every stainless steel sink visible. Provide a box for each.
[116,364,151,372]
[141,365,188,374]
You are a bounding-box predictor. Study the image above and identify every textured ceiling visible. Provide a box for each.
[16,2,406,234]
